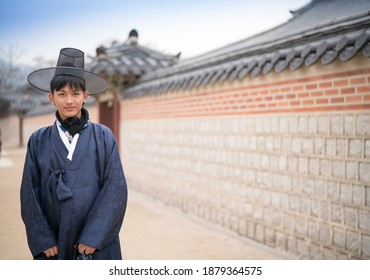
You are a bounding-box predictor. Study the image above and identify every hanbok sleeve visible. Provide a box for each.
[20,134,57,257]
[78,127,128,250]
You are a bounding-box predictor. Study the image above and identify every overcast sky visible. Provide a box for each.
[1,0,309,66]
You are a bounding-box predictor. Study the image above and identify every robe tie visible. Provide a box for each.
[48,168,73,202]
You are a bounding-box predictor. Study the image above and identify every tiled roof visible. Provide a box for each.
[124,0,370,98]
[88,29,180,84]
[1,85,46,115]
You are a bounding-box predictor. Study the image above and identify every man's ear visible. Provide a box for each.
[48,93,55,105]
[84,91,89,103]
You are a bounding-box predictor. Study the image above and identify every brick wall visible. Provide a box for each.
[121,71,370,119]
[121,55,370,259]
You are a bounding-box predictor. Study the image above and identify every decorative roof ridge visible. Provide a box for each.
[101,40,179,61]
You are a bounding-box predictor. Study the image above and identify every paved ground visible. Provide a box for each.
[0,147,285,260]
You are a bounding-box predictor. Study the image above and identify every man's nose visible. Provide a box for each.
[65,95,73,103]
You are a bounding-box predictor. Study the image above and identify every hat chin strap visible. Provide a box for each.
[56,107,89,136]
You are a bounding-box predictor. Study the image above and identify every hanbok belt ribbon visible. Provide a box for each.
[48,168,73,201]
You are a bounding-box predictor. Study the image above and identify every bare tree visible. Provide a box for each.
[0,45,24,91]
[0,45,31,147]
[32,56,55,68]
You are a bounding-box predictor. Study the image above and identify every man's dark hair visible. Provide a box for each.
[50,74,86,93]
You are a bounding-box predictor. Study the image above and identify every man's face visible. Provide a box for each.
[48,84,88,120]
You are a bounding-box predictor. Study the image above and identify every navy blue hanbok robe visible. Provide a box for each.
[20,122,128,260]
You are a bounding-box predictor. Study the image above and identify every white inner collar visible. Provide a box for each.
[56,120,79,161]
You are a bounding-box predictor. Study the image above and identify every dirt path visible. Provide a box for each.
[0,147,284,260]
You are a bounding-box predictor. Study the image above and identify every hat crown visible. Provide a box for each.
[57,48,85,69]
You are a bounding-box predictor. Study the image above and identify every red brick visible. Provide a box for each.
[311,91,324,97]
[293,85,304,91]
[303,100,314,105]
[340,88,355,94]
[269,88,280,94]
[319,82,332,88]
[350,77,366,85]
[325,89,339,96]
[275,95,284,100]
[334,80,348,87]
[299,93,309,98]
[316,98,329,104]
[265,96,273,101]
[306,84,318,90]
[358,86,370,93]
[346,96,362,103]
[290,101,301,106]
[277,101,289,107]
[331,97,344,103]
[286,94,296,99]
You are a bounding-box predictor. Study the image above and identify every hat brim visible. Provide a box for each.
[27,66,109,95]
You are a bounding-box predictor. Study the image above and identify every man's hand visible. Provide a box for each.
[43,246,58,257]
[78,243,96,255]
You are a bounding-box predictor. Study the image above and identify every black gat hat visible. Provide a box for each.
[27,47,108,95]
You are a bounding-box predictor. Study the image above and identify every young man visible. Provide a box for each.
[20,48,128,260]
